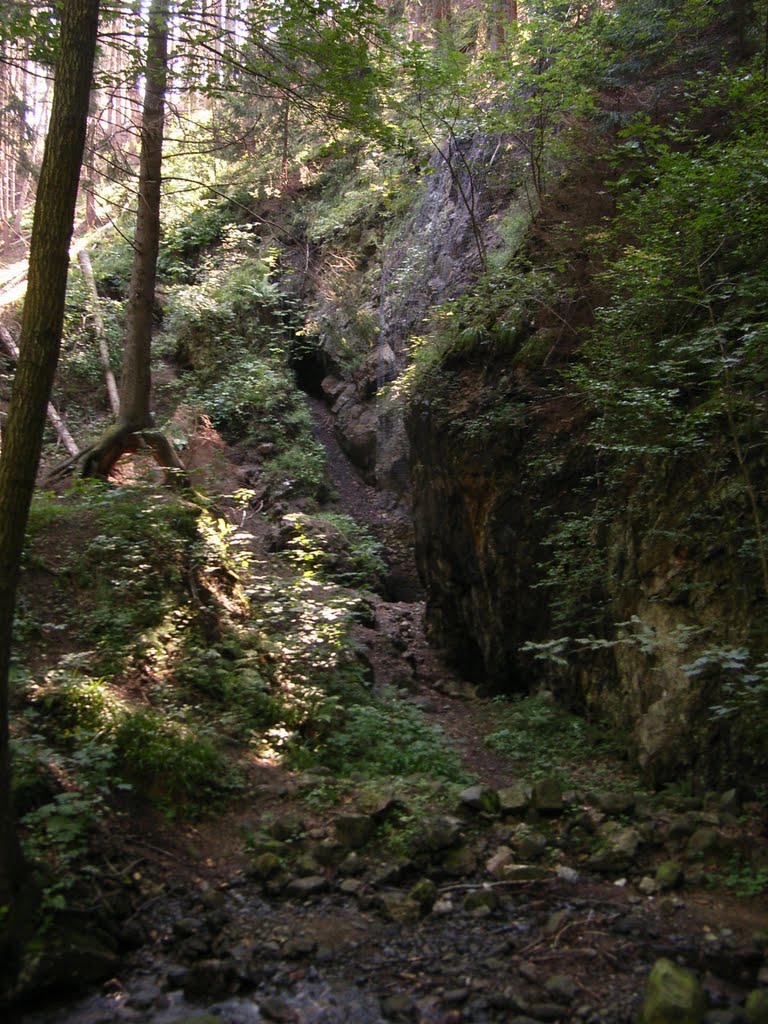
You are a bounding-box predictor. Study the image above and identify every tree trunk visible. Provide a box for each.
[0,0,100,998]
[83,0,185,485]
[119,0,169,432]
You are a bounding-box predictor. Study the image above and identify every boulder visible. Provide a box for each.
[439,844,478,877]
[746,989,768,1024]
[656,861,684,891]
[464,889,499,913]
[314,839,346,867]
[375,890,422,923]
[685,828,721,860]
[532,778,565,813]
[640,958,705,1024]
[594,791,636,815]
[417,815,462,852]
[544,974,578,1004]
[668,814,700,840]
[408,878,438,913]
[285,875,328,897]
[486,845,516,878]
[587,825,642,873]
[248,852,283,881]
[334,813,376,850]
[638,876,659,896]
[458,784,501,815]
[498,782,532,814]
[513,828,548,861]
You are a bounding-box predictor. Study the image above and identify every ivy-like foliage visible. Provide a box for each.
[576,67,768,546]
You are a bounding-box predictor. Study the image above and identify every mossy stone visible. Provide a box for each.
[440,844,478,877]
[655,860,684,891]
[408,878,438,913]
[248,851,283,880]
[458,785,501,815]
[746,989,768,1024]
[334,813,376,849]
[640,958,705,1024]
[532,778,564,813]
[463,889,499,912]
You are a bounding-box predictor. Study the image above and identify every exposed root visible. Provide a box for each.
[44,425,188,488]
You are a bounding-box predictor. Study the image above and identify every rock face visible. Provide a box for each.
[407,362,590,685]
[405,323,765,786]
[374,136,522,494]
[304,129,766,788]
[313,136,523,497]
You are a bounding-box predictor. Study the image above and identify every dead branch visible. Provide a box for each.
[77,249,120,416]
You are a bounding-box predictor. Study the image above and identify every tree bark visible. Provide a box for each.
[118,0,168,431]
[83,0,185,484]
[0,0,100,998]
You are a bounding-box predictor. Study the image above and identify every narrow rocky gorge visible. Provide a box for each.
[3,0,768,1017]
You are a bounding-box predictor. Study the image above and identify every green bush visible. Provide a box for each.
[158,202,231,281]
[25,670,229,807]
[320,697,466,781]
[197,355,298,441]
[282,511,387,588]
[167,255,292,377]
[260,439,328,501]
[112,708,224,801]
[66,484,201,661]
[485,694,599,779]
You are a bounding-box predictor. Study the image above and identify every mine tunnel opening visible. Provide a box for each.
[291,340,327,399]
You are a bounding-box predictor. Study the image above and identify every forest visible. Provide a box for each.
[1,0,768,1019]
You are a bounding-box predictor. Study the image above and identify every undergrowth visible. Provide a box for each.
[318,693,466,782]
[11,474,463,912]
[484,693,623,786]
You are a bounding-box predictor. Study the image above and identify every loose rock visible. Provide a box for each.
[746,989,768,1024]
[640,958,706,1024]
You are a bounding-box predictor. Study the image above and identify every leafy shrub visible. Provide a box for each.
[25,671,229,807]
[176,354,328,500]
[176,647,282,736]
[112,708,224,802]
[30,671,123,737]
[485,694,598,779]
[722,859,768,897]
[167,255,292,377]
[281,511,387,588]
[685,646,768,776]
[260,439,328,501]
[172,355,326,499]
[18,483,246,677]
[89,235,135,300]
[320,696,466,781]
[63,484,201,662]
[158,202,231,281]
[195,355,297,441]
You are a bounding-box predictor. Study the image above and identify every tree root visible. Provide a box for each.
[44,425,188,488]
